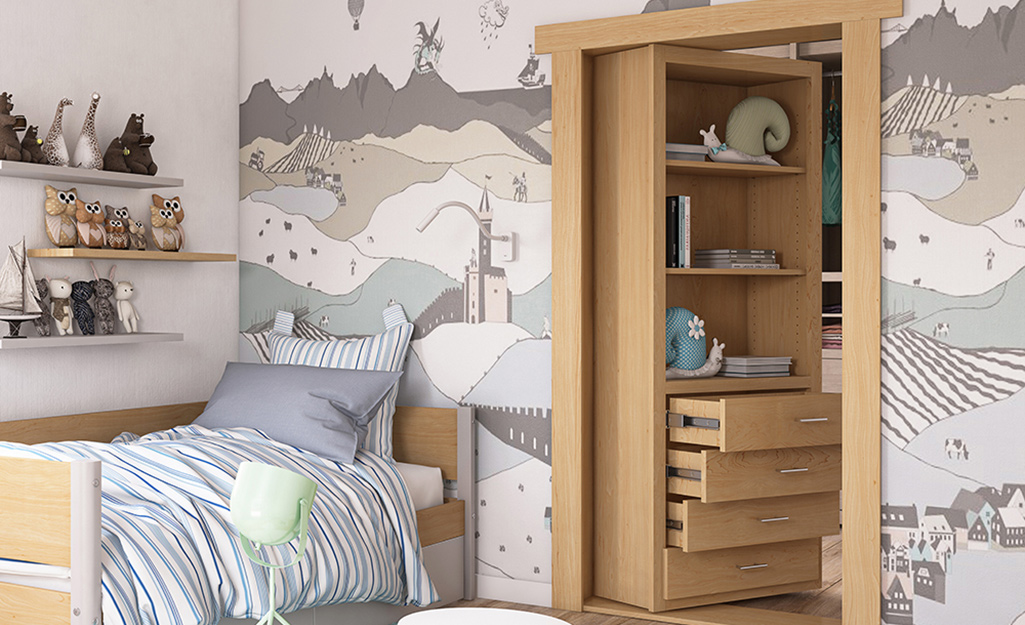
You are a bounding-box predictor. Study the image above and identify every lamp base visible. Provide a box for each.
[256,570,292,625]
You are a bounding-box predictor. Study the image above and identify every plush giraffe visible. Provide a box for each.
[43,97,73,167]
[72,92,102,170]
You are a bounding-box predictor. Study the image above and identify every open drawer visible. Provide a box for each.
[667,393,841,451]
[663,538,821,601]
[667,492,839,551]
[667,444,841,503]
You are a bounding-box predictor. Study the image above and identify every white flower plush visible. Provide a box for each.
[688,315,705,341]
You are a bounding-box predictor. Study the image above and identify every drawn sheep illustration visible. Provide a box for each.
[883,237,897,251]
[919,234,930,244]
[266,253,275,264]
[289,249,298,261]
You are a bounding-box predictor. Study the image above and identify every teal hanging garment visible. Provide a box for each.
[822,95,842,225]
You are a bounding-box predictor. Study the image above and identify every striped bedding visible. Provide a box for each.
[0,425,438,625]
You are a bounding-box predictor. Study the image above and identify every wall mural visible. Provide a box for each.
[880,1,1025,623]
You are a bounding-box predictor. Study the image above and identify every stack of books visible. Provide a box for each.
[665,195,692,268]
[694,249,779,270]
[719,355,792,378]
[666,143,707,162]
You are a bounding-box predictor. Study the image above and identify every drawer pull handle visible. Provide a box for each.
[778,467,810,474]
[736,563,769,571]
[798,417,830,423]
[759,516,790,523]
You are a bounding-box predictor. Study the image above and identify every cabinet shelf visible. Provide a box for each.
[666,159,804,178]
[0,332,183,350]
[0,160,183,189]
[667,268,805,277]
[665,375,812,395]
[822,271,843,283]
[27,248,235,262]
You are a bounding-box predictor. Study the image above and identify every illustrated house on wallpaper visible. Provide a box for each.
[882,577,915,625]
[912,560,946,604]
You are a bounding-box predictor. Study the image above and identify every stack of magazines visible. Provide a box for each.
[719,355,792,378]
[666,142,708,162]
[694,249,779,270]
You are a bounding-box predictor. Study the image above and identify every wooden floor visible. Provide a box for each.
[454,536,842,624]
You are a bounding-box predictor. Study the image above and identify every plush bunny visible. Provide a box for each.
[71,280,96,336]
[44,185,79,247]
[32,278,53,337]
[115,280,139,333]
[90,262,116,335]
[48,277,74,336]
[104,205,131,249]
[150,194,184,251]
[75,198,106,248]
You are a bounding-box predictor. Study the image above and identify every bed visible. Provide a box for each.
[0,401,476,625]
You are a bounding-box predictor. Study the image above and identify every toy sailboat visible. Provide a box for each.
[0,239,43,338]
[518,45,546,89]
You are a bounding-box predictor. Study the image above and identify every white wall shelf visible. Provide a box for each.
[0,160,183,189]
[0,332,183,350]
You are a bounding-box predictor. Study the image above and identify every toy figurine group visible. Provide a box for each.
[1,91,159,175]
[36,263,139,337]
[45,188,185,252]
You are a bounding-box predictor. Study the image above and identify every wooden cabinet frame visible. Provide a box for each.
[540,1,897,623]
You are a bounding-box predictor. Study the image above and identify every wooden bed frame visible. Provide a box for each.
[0,403,476,625]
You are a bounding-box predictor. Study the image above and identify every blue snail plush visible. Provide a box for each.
[666,307,707,370]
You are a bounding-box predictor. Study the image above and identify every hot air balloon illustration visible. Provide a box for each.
[348,0,364,30]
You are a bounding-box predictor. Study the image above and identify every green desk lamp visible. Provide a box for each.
[230,461,318,625]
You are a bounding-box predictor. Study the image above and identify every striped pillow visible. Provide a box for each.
[267,314,413,460]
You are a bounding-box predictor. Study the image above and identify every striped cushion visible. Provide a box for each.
[268,321,413,459]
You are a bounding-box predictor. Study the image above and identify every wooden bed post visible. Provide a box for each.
[457,405,477,601]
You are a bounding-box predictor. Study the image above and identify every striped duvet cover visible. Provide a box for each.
[0,425,438,625]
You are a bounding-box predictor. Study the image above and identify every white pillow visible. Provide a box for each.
[267,306,413,460]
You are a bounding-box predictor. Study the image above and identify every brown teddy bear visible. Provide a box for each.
[0,92,31,161]
[103,113,157,175]
[20,125,47,163]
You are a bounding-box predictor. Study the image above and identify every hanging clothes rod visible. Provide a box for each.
[822,70,843,78]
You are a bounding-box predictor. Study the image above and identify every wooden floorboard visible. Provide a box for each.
[454,535,842,623]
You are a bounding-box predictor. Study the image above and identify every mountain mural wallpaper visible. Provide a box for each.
[239,0,1025,615]
[238,0,725,595]
[879,1,1025,624]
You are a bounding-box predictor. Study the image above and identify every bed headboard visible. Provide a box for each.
[0,403,464,481]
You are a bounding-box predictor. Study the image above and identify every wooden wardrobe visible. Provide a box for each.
[538,1,900,624]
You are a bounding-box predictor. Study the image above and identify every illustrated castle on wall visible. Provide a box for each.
[464,186,510,324]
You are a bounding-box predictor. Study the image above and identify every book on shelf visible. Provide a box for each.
[695,251,776,261]
[677,195,690,268]
[718,371,792,378]
[666,143,707,162]
[696,248,776,255]
[723,355,792,365]
[720,363,793,373]
[666,196,679,268]
[693,261,781,270]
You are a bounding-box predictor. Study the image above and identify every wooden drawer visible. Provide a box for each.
[663,538,821,601]
[667,444,841,503]
[667,492,839,551]
[668,393,841,451]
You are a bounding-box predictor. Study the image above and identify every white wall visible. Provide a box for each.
[0,0,239,421]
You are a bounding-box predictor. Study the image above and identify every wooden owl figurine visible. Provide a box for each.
[44,185,79,247]
[150,194,184,251]
[104,205,130,249]
[75,198,106,248]
[128,218,147,250]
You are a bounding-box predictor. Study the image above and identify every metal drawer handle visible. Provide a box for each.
[798,417,830,423]
[778,467,810,474]
[737,563,769,571]
[759,516,790,523]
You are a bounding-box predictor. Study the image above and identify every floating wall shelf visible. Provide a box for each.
[0,332,183,350]
[0,160,183,189]
[27,248,236,262]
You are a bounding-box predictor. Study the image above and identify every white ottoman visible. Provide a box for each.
[399,607,569,624]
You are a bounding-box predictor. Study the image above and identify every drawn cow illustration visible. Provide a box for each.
[945,438,969,460]
[933,322,950,338]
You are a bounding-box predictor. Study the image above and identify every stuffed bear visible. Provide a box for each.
[20,125,47,163]
[0,92,31,161]
[71,280,96,336]
[104,113,157,175]
[32,278,53,337]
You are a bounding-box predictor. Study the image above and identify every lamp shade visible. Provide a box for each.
[230,462,318,547]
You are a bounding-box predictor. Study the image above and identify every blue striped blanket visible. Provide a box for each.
[0,425,438,625]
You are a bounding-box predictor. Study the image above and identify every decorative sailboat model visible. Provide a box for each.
[0,239,44,339]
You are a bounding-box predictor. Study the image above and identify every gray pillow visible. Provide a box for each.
[194,362,403,464]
